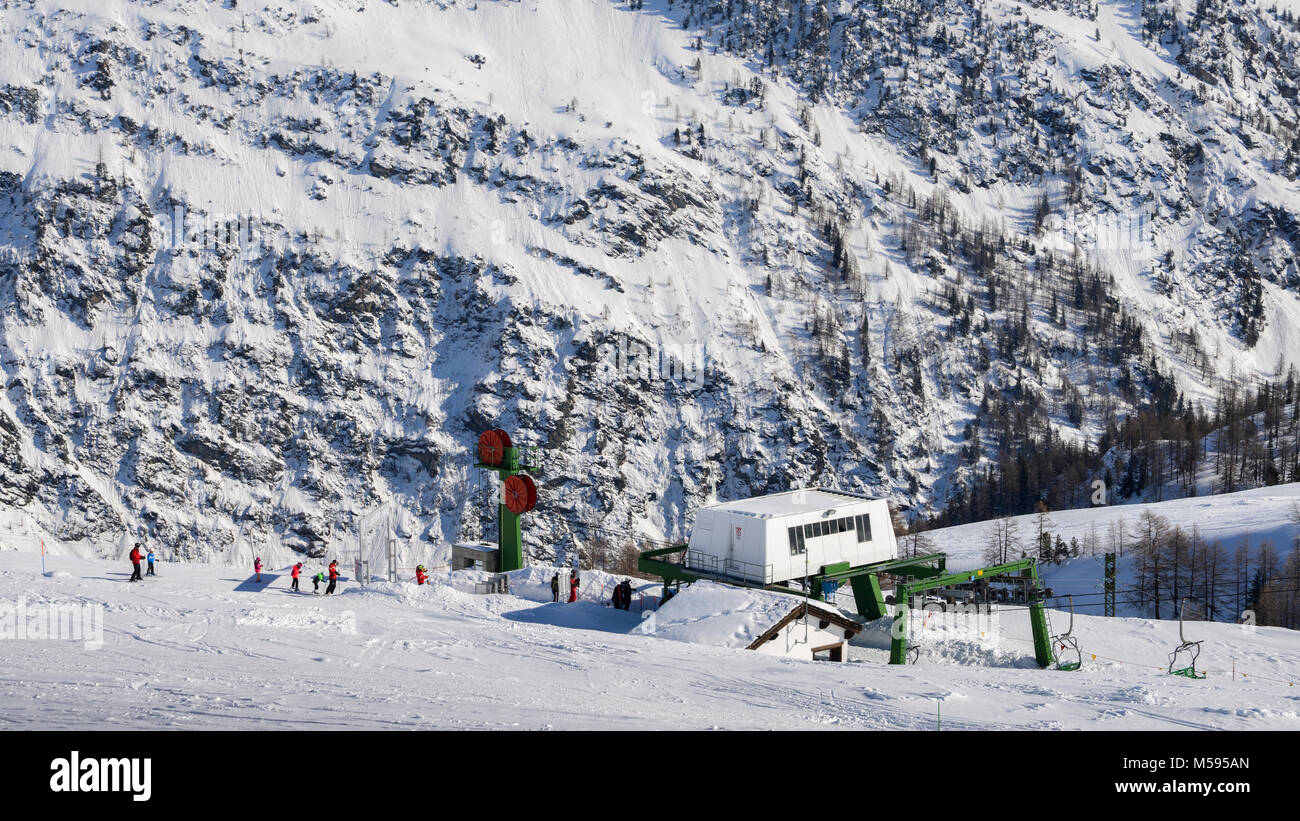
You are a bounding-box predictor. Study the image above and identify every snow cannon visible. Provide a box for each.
[472,429,539,572]
[477,429,512,466]
[503,474,537,515]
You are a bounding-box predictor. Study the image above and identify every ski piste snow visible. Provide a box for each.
[1,486,1298,730]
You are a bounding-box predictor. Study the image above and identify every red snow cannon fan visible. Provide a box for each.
[503,474,537,515]
[477,428,512,466]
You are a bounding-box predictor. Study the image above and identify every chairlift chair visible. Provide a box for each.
[1052,595,1082,672]
[1168,598,1207,679]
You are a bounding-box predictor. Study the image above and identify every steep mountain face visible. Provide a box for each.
[0,0,1297,562]
[680,0,1300,342]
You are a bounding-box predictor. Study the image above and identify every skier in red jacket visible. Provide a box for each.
[325,560,339,595]
[129,544,143,582]
[290,562,302,592]
[254,556,263,583]
[568,571,579,603]
[415,565,428,585]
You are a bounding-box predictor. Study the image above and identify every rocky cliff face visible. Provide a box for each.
[0,0,1297,562]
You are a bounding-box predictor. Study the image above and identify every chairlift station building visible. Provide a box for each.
[685,489,897,585]
[642,486,1058,668]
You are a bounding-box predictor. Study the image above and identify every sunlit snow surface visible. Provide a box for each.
[2,526,1298,730]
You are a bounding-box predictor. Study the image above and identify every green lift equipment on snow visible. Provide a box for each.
[638,547,1056,668]
[881,557,1054,667]
[1168,598,1207,679]
[1052,595,1082,671]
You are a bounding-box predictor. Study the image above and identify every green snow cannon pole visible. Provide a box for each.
[497,446,523,572]
[475,430,537,574]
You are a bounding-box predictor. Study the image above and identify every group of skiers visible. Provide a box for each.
[289,561,330,593]
[273,558,340,594]
[127,543,155,582]
[128,545,632,607]
[550,571,581,602]
[127,546,340,594]
[259,557,338,594]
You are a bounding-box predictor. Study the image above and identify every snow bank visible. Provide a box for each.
[650,581,847,650]
[338,577,479,610]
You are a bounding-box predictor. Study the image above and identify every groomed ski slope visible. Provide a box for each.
[2,550,1298,730]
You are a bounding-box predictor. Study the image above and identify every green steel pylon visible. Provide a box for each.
[473,431,537,573]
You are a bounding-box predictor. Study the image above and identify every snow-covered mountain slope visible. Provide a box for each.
[921,480,1300,618]
[1,0,1298,559]
[2,549,1298,729]
[930,481,1300,566]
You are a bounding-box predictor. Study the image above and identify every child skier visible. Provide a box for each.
[415,565,428,585]
[254,556,263,583]
[146,548,156,577]
[325,560,339,595]
[550,573,559,602]
[312,570,324,594]
[291,562,302,592]
[568,571,579,603]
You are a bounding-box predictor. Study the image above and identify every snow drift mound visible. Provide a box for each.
[338,576,482,611]
[650,581,855,650]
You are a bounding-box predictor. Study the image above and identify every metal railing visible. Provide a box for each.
[682,550,773,585]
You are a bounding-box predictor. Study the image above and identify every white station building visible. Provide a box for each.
[685,488,898,585]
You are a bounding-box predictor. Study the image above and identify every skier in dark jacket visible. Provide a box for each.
[617,580,633,610]
[550,573,560,602]
[129,544,143,582]
[291,562,302,592]
[325,560,339,595]
[146,549,156,577]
